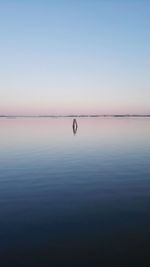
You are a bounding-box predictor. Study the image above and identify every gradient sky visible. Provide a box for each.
[0,0,150,115]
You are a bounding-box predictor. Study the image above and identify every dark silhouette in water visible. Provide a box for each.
[72,119,78,135]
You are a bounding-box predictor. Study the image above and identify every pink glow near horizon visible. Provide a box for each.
[1,103,149,116]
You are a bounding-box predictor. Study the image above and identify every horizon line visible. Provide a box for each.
[0,114,150,118]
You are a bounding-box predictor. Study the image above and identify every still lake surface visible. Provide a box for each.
[0,118,150,266]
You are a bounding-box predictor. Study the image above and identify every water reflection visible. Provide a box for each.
[1,118,150,266]
[72,119,78,135]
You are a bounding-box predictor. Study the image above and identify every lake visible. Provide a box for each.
[0,118,150,266]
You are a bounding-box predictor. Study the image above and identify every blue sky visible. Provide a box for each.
[0,0,150,115]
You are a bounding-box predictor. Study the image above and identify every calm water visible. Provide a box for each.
[0,118,150,266]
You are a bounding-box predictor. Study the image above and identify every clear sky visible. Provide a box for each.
[0,0,150,115]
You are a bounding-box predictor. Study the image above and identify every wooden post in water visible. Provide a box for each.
[72,119,78,135]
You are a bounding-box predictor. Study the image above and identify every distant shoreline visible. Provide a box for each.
[0,115,150,118]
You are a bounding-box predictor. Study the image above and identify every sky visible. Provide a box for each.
[0,0,150,115]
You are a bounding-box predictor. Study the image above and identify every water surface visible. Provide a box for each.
[0,118,150,266]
